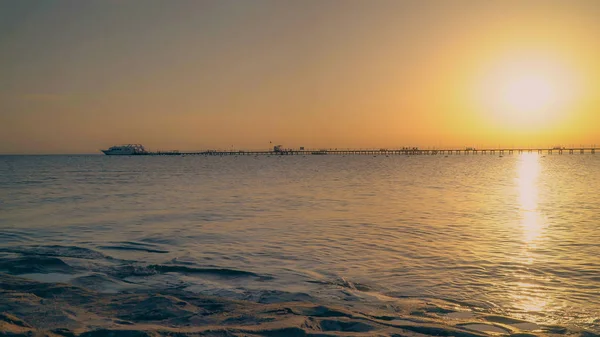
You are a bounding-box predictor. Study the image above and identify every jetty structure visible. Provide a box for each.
[101,144,598,156]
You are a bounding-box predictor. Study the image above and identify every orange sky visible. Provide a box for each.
[1,0,599,154]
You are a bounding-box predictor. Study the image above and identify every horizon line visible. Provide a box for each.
[2,144,600,156]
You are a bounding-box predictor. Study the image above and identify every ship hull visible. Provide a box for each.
[101,144,148,155]
[102,151,146,155]
[102,151,135,155]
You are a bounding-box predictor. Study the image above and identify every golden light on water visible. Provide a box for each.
[517,155,539,211]
[511,154,549,316]
[510,282,548,314]
[516,153,544,244]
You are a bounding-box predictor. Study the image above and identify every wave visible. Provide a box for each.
[0,231,34,244]
[98,245,169,254]
[0,245,109,260]
[243,289,314,304]
[70,273,140,293]
[306,276,371,291]
[118,241,163,247]
[0,256,74,275]
[113,264,273,280]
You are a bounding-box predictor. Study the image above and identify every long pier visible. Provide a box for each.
[143,147,598,156]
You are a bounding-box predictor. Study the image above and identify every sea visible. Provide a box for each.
[1,153,599,334]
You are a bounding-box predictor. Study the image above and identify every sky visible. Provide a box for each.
[1,0,599,154]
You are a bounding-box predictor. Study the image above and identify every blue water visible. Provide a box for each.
[1,154,599,333]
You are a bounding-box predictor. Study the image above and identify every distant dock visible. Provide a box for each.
[139,147,598,156]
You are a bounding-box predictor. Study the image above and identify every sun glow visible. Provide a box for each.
[474,51,581,131]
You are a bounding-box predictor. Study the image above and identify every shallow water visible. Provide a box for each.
[1,154,599,333]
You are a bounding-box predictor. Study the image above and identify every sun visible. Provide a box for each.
[503,74,554,115]
[473,52,580,130]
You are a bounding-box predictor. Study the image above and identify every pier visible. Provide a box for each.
[140,147,598,156]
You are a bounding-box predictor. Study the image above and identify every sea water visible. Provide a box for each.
[1,154,599,333]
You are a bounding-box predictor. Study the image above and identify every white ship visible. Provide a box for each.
[101,144,148,155]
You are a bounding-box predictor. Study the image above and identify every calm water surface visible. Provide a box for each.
[1,154,599,331]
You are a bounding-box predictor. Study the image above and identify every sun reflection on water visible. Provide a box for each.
[509,153,549,314]
[516,153,544,244]
[509,154,551,319]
